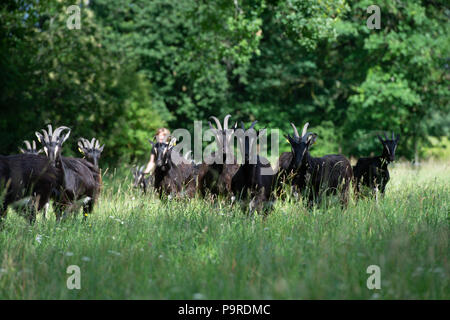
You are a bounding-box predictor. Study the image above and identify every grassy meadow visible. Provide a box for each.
[0,160,448,299]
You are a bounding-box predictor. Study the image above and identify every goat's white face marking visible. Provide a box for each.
[54,145,59,158]
[44,146,48,156]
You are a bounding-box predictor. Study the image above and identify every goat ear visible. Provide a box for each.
[307,133,318,146]
[168,137,177,148]
[99,144,105,152]
[35,132,43,143]
[37,149,43,155]
[19,147,25,154]
[395,134,400,142]
[284,134,293,144]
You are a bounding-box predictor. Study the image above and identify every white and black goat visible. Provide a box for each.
[36,125,100,220]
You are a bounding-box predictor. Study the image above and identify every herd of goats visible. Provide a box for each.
[0,115,400,224]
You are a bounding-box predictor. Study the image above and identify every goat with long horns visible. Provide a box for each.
[78,137,104,169]
[197,114,241,197]
[276,122,353,206]
[35,125,100,220]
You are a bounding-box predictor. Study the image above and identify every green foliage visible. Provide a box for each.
[0,0,167,164]
[0,0,448,162]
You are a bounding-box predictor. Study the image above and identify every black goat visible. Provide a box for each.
[78,137,104,169]
[353,132,399,198]
[276,122,353,206]
[132,165,152,194]
[36,125,100,220]
[198,115,240,197]
[18,139,50,218]
[150,138,198,198]
[231,121,275,213]
[0,154,59,224]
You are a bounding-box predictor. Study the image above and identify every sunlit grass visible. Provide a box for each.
[0,160,448,299]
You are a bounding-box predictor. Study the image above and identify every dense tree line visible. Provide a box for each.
[1,0,448,165]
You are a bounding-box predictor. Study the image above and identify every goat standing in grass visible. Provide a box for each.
[231,121,275,214]
[36,125,100,220]
[198,115,240,198]
[132,165,152,194]
[78,137,104,200]
[0,153,60,224]
[353,132,399,200]
[150,137,198,198]
[276,122,353,207]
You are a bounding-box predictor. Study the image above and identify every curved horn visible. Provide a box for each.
[184,150,192,160]
[383,132,388,141]
[301,122,309,137]
[47,124,53,138]
[90,138,96,148]
[209,116,222,130]
[301,131,314,143]
[392,131,395,140]
[78,141,85,150]
[290,123,300,138]
[95,139,100,149]
[83,138,91,148]
[32,140,37,150]
[240,121,245,130]
[41,129,50,143]
[223,114,231,130]
[52,126,71,142]
[24,140,32,150]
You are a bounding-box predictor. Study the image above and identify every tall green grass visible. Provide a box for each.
[0,161,448,299]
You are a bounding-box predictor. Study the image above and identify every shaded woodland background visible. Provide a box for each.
[1,0,449,165]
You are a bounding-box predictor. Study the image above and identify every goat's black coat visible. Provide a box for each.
[353,157,390,194]
[197,115,241,198]
[232,155,275,212]
[277,146,353,206]
[0,154,60,223]
[53,157,101,218]
[153,146,198,198]
[198,152,240,197]
[353,134,399,196]
[230,124,275,212]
